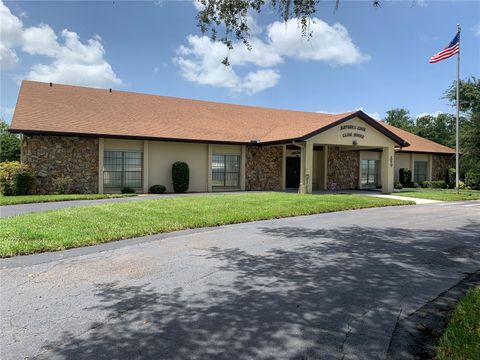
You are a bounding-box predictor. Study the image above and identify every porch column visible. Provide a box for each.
[381,146,394,193]
[207,144,213,192]
[428,154,433,181]
[240,145,246,190]
[305,140,314,194]
[143,140,149,193]
[281,145,286,190]
[323,145,328,190]
[410,153,415,183]
[98,138,104,194]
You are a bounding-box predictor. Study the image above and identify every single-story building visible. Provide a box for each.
[10,80,455,194]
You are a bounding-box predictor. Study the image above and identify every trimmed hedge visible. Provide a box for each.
[172,161,189,193]
[0,161,34,196]
[465,170,480,190]
[149,184,166,194]
[121,186,136,194]
[446,168,456,189]
[399,168,412,187]
[421,180,447,189]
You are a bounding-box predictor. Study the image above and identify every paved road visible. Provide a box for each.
[1,201,480,360]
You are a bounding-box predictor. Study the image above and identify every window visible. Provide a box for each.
[212,154,240,188]
[361,159,378,187]
[414,161,428,183]
[104,151,143,189]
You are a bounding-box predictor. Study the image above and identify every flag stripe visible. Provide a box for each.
[429,45,460,63]
[429,31,460,64]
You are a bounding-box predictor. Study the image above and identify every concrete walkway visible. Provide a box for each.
[360,193,442,205]
[311,190,442,205]
[2,201,479,359]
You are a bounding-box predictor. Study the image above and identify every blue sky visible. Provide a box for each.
[1,0,479,123]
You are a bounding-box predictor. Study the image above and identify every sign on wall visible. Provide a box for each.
[340,124,367,140]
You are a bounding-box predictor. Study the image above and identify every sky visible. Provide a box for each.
[1,0,479,124]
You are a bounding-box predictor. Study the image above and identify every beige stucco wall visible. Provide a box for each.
[101,138,245,193]
[312,150,325,190]
[308,117,397,148]
[394,152,410,182]
[103,138,143,151]
[148,141,208,192]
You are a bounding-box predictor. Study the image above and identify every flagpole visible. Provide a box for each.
[455,24,461,193]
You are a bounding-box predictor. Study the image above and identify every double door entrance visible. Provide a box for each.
[361,159,379,188]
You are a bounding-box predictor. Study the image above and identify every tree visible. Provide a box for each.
[444,77,480,173]
[0,119,21,162]
[415,112,455,148]
[384,108,415,132]
[194,0,381,65]
[445,76,480,114]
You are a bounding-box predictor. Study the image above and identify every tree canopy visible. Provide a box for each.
[384,108,415,132]
[0,119,21,162]
[384,77,480,176]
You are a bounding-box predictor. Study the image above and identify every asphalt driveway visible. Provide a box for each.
[1,201,480,359]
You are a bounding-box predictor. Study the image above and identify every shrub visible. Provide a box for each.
[446,168,456,188]
[465,170,480,190]
[420,181,431,188]
[458,180,466,190]
[413,182,421,188]
[121,186,136,194]
[0,161,34,196]
[394,182,403,190]
[52,176,73,194]
[149,184,166,194]
[399,168,412,187]
[172,161,189,193]
[421,180,447,189]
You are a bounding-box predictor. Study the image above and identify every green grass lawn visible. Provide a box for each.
[436,286,480,360]
[0,193,136,206]
[397,189,480,201]
[0,192,412,257]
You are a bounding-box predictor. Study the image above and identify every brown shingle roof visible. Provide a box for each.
[381,122,455,154]
[10,80,451,154]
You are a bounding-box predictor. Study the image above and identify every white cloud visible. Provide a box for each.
[192,0,205,11]
[0,106,15,119]
[174,17,368,94]
[267,18,369,65]
[317,107,380,120]
[416,111,442,118]
[0,0,122,88]
[21,23,59,56]
[473,23,480,37]
[415,0,428,8]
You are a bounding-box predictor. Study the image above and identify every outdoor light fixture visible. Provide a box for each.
[352,140,358,147]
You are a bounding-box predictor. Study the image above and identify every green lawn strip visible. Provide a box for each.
[0,193,136,206]
[436,286,480,360]
[0,192,412,257]
[398,189,480,201]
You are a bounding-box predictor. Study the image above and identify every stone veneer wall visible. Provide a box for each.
[245,145,283,191]
[327,147,360,189]
[432,154,455,181]
[22,135,99,194]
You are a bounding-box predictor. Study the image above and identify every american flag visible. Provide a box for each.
[429,31,460,63]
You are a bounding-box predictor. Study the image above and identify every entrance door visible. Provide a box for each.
[361,159,379,188]
[286,157,301,188]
